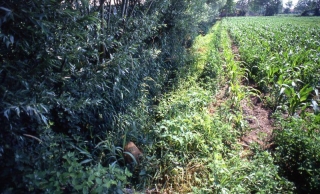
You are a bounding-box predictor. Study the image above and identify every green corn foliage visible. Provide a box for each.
[222,16,320,193]
[222,16,320,115]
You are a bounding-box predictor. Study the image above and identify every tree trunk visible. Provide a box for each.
[100,0,106,58]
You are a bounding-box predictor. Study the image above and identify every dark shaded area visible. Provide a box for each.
[301,8,320,16]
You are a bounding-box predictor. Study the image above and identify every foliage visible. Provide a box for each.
[148,21,294,193]
[207,150,295,193]
[0,0,225,192]
[219,0,236,16]
[236,0,250,15]
[220,25,251,110]
[274,114,320,192]
[5,0,319,193]
[224,17,320,115]
[286,0,293,8]
[295,0,320,15]
[222,16,320,193]
[250,0,283,15]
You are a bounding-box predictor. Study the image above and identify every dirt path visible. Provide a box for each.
[231,42,274,150]
[240,96,274,149]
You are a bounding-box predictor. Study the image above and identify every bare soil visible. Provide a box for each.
[210,37,275,150]
[231,42,274,150]
[240,96,274,149]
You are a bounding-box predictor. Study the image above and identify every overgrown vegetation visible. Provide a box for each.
[223,16,320,192]
[147,21,294,193]
[0,0,226,192]
[274,115,320,193]
[1,0,319,192]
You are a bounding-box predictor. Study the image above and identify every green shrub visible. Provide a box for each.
[274,114,320,192]
[0,0,225,192]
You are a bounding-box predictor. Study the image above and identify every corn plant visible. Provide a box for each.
[222,16,320,193]
[223,17,320,115]
[280,84,313,116]
[147,23,294,193]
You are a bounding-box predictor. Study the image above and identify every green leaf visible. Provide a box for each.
[82,187,89,194]
[96,178,102,185]
[74,184,82,190]
[299,85,313,102]
[105,181,111,189]
[80,158,93,165]
[284,87,294,97]
[125,168,132,177]
[88,174,94,182]
[9,35,14,44]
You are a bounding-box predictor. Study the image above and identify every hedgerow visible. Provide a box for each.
[0,0,225,192]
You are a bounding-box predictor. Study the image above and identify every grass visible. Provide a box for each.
[145,21,294,193]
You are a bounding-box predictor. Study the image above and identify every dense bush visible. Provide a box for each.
[274,114,320,192]
[0,0,224,192]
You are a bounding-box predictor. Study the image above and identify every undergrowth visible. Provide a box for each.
[274,113,320,193]
[150,21,294,193]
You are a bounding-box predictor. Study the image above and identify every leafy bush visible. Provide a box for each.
[274,114,320,192]
[0,0,225,192]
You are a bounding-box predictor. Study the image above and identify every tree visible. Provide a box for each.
[250,0,282,15]
[283,0,293,13]
[220,0,236,16]
[0,0,226,192]
[265,0,282,15]
[237,0,250,15]
[286,0,293,8]
[295,0,320,15]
